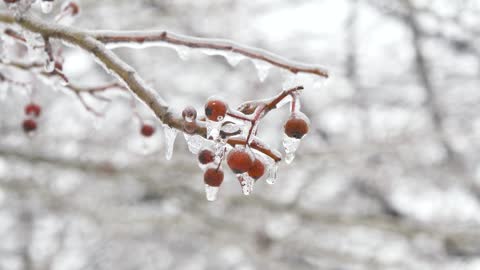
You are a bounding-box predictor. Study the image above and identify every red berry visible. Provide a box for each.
[65,1,79,15]
[22,119,37,133]
[204,168,224,187]
[182,106,197,122]
[205,99,227,122]
[227,148,254,174]
[284,114,310,139]
[25,103,41,117]
[198,149,215,165]
[140,124,155,137]
[4,0,19,3]
[248,159,265,180]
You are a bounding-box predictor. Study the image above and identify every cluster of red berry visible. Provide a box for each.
[22,102,41,134]
[175,94,309,200]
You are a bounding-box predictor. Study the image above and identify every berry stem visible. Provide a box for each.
[227,137,281,162]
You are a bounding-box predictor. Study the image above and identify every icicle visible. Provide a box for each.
[252,60,270,82]
[225,53,244,67]
[237,173,255,195]
[163,124,178,160]
[282,135,301,164]
[40,0,53,14]
[266,162,278,185]
[205,184,219,201]
[175,46,190,61]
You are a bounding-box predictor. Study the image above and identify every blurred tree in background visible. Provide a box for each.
[1,0,480,269]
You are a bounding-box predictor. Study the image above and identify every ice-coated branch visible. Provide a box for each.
[89,30,329,78]
[0,12,324,162]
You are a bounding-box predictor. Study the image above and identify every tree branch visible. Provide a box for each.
[89,30,329,78]
[0,12,327,162]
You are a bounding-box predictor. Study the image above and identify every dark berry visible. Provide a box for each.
[25,103,41,117]
[204,168,224,187]
[198,149,215,165]
[140,124,155,137]
[227,148,254,174]
[284,114,310,139]
[205,99,227,122]
[22,119,37,133]
[248,159,265,180]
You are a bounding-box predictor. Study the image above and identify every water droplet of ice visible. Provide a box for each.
[253,60,270,82]
[205,184,219,201]
[163,124,178,160]
[237,173,255,195]
[282,134,301,164]
[266,162,278,185]
[41,0,53,14]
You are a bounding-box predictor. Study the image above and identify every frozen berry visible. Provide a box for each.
[198,149,215,165]
[204,168,224,187]
[22,119,37,133]
[182,106,197,122]
[227,148,254,174]
[248,159,265,180]
[205,98,227,122]
[284,114,310,139]
[4,0,19,3]
[140,124,155,137]
[25,103,41,117]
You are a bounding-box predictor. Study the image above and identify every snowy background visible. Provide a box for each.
[1,0,480,269]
